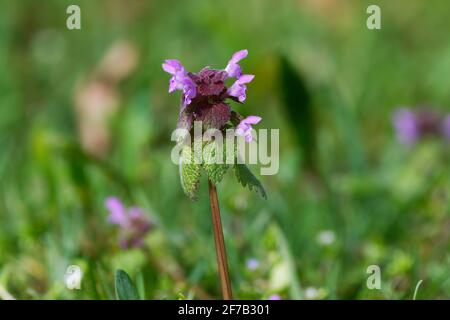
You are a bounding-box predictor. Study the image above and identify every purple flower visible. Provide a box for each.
[225,49,248,78]
[105,197,153,249]
[442,115,450,140]
[162,50,259,132]
[228,74,254,102]
[246,258,260,270]
[236,115,262,142]
[393,107,446,145]
[268,294,281,300]
[162,59,197,107]
[106,196,128,226]
[393,108,419,145]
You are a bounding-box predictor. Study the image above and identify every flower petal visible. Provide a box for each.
[393,108,418,145]
[162,59,184,74]
[105,197,128,226]
[229,49,248,64]
[225,50,248,78]
[236,74,254,84]
[228,82,245,101]
[243,115,262,125]
[225,63,242,79]
[235,115,261,143]
[235,127,245,136]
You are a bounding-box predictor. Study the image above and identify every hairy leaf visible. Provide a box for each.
[179,145,201,200]
[203,141,230,185]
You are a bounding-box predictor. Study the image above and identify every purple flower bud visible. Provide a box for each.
[236,115,262,143]
[105,197,154,249]
[193,67,228,97]
[268,294,282,300]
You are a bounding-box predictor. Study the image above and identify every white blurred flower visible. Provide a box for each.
[316,230,335,246]
[304,287,319,299]
[304,286,327,300]
[269,261,290,291]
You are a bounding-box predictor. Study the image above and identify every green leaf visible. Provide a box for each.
[179,145,201,200]
[279,56,317,172]
[115,269,140,300]
[203,141,230,185]
[234,163,267,199]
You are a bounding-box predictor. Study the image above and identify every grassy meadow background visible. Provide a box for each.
[0,0,449,299]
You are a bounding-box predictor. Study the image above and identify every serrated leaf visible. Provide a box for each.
[179,145,201,200]
[203,141,230,185]
[115,269,140,300]
[234,163,267,199]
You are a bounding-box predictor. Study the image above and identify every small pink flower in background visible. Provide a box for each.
[105,197,154,249]
[268,294,281,300]
[393,108,419,145]
[236,116,262,143]
[442,115,450,140]
[393,107,450,145]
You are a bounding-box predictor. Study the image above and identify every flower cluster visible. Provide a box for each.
[105,197,154,249]
[393,107,450,145]
[162,50,261,142]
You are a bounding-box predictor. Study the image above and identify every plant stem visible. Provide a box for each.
[208,180,233,300]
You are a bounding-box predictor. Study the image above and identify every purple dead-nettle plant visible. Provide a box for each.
[162,50,267,300]
[393,107,450,145]
[105,197,154,249]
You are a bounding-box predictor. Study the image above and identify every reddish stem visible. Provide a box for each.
[208,180,233,300]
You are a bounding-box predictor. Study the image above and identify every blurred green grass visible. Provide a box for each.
[0,0,449,299]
